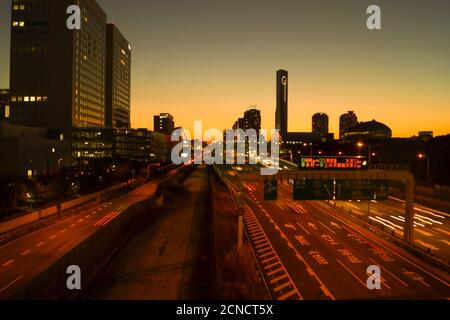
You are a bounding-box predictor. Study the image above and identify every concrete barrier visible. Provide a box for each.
[9,195,158,299]
[0,184,122,235]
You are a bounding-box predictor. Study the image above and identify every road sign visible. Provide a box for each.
[293,179,389,200]
[336,180,389,200]
[293,179,334,200]
[299,156,368,170]
[264,180,278,200]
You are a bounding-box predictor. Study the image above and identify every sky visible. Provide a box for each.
[1,0,450,137]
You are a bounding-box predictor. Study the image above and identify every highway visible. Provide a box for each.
[0,169,178,298]
[333,197,450,262]
[218,164,450,299]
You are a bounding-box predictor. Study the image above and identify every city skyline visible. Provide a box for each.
[1,0,450,137]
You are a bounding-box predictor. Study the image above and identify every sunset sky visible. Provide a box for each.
[1,0,449,137]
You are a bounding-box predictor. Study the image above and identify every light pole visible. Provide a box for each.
[417,153,430,182]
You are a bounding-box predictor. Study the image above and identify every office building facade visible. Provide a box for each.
[9,0,107,137]
[312,112,329,136]
[339,111,358,140]
[243,108,261,132]
[105,23,131,129]
[154,113,175,135]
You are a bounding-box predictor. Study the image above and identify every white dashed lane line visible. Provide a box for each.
[36,242,45,247]
[2,260,14,267]
[20,250,31,256]
[49,235,57,240]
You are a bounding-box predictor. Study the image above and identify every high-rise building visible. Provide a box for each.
[0,89,10,120]
[243,107,261,132]
[154,113,175,135]
[312,112,329,136]
[339,111,358,140]
[9,0,107,137]
[232,117,245,131]
[105,23,131,129]
[275,69,288,138]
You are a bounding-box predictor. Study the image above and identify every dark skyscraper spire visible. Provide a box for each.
[275,69,288,139]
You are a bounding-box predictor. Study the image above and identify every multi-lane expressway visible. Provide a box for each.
[333,197,450,262]
[218,164,450,299]
[0,169,178,298]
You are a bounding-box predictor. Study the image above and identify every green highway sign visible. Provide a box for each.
[264,180,278,200]
[293,179,334,200]
[336,180,389,200]
[293,179,389,201]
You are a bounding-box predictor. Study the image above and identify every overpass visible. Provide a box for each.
[235,166,415,245]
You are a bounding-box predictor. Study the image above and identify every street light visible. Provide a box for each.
[417,153,430,182]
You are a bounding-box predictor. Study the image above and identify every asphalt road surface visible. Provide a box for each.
[218,164,450,300]
[0,169,178,298]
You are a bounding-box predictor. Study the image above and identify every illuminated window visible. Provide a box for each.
[5,106,10,118]
[11,96,17,102]
[18,96,23,102]
[13,5,18,10]
[30,96,36,102]
[19,21,25,27]
[43,96,48,101]
[20,5,25,10]
[36,96,42,102]
[24,96,29,102]
[12,21,19,27]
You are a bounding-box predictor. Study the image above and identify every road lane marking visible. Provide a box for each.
[77,219,83,223]
[21,250,31,256]
[369,258,408,287]
[36,242,45,247]
[49,235,57,240]
[267,267,284,276]
[270,274,289,284]
[318,221,336,235]
[311,201,450,287]
[246,195,333,300]
[336,259,366,288]
[0,275,24,293]
[278,290,298,300]
[296,222,311,235]
[2,260,14,267]
[402,268,431,288]
[273,281,291,292]
[275,202,284,210]
[60,229,67,233]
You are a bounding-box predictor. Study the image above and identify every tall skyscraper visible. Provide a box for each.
[154,113,175,135]
[275,69,288,138]
[9,0,107,137]
[339,111,358,139]
[232,117,245,131]
[105,23,131,129]
[243,107,261,132]
[312,112,329,136]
